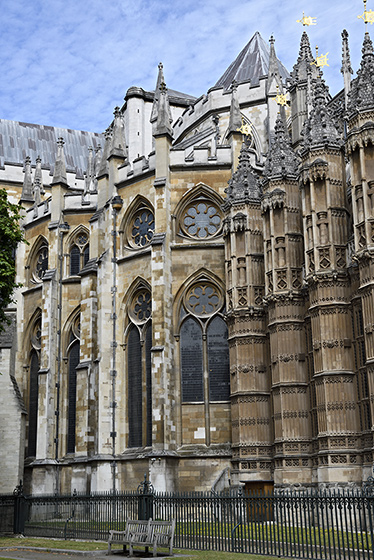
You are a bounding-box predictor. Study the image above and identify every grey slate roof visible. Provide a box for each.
[0,119,103,178]
[215,31,289,89]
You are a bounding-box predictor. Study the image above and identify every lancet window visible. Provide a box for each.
[27,315,42,457]
[66,313,80,454]
[126,286,152,447]
[179,280,230,403]
[69,230,89,275]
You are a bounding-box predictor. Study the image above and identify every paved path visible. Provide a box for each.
[0,548,186,560]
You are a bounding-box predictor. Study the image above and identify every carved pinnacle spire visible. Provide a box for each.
[263,113,299,182]
[291,31,318,84]
[52,137,68,185]
[348,30,374,115]
[267,35,283,94]
[21,156,33,202]
[225,139,261,203]
[301,75,342,149]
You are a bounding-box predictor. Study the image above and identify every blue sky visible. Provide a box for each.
[0,0,370,132]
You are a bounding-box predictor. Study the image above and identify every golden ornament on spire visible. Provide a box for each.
[358,0,374,24]
[275,85,288,106]
[311,46,329,68]
[237,119,252,137]
[296,11,317,26]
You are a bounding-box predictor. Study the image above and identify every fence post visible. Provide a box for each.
[137,474,154,520]
[13,480,26,534]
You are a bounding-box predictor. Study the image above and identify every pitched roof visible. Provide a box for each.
[0,119,103,178]
[214,31,289,90]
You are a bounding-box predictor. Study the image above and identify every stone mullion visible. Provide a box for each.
[309,179,319,271]
[230,217,238,309]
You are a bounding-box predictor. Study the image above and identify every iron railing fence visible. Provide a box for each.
[1,487,373,560]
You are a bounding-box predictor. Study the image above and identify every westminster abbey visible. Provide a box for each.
[1,26,374,495]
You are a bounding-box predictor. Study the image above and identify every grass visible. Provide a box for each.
[0,537,286,560]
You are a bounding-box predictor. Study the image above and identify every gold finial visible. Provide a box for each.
[296,11,317,26]
[275,85,288,106]
[311,45,329,68]
[358,0,374,26]
[237,118,252,137]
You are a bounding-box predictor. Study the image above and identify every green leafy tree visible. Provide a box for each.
[0,188,26,331]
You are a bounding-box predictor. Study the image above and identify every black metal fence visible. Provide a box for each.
[1,484,374,560]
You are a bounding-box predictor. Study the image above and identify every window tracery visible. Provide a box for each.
[31,243,48,283]
[178,279,229,404]
[126,285,152,448]
[69,230,89,275]
[175,187,224,242]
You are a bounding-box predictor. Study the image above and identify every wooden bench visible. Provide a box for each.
[107,518,175,557]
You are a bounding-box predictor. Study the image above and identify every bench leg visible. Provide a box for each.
[153,544,157,557]
[129,543,133,557]
[107,542,111,556]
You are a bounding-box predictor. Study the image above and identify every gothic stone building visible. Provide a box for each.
[1,28,374,495]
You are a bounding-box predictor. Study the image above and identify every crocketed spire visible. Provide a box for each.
[225,139,261,203]
[263,113,299,182]
[290,31,317,84]
[21,156,33,202]
[301,76,342,149]
[52,137,67,185]
[348,32,374,115]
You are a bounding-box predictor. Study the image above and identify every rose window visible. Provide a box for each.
[131,210,155,247]
[130,290,152,323]
[185,283,222,317]
[181,202,222,239]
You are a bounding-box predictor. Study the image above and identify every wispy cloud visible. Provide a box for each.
[0,0,369,132]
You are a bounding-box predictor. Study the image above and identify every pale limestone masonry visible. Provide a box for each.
[1,30,374,495]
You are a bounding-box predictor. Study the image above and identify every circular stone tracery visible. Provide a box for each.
[33,245,48,281]
[130,290,152,323]
[185,283,222,317]
[131,209,155,247]
[181,202,222,239]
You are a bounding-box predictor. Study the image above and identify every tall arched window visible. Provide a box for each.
[179,280,230,403]
[27,316,42,457]
[67,314,80,453]
[126,287,152,448]
[69,231,89,275]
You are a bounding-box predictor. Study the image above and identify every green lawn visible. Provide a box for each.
[0,537,286,560]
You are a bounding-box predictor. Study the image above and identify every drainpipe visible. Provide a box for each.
[110,196,123,494]
[55,221,69,492]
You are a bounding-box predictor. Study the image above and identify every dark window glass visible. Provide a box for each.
[67,341,79,453]
[208,316,230,401]
[27,351,39,457]
[145,323,152,447]
[70,245,80,275]
[128,326,142,447]
[181,318,203,402]
[83,244,90,267]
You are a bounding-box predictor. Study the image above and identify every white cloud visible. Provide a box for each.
[0,0,370,131]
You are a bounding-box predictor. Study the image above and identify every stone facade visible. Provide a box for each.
[1,29,374,495]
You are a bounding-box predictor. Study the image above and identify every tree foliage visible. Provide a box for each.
[0,188,25,331]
